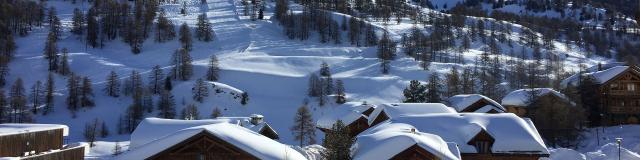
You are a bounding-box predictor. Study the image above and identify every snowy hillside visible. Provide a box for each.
[2,0,640,159]
[3,0,617,141]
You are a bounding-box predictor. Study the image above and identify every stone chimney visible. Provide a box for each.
[250,114,264,125]
[598,63,602,71]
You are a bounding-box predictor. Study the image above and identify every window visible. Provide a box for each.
[628,83,636,91]
[611,83,621,90]
[474,141,491,153]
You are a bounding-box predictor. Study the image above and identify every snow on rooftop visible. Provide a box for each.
[130,117,271,149]
[501,88,570,107]
[446,94,505,112]
[391,113,549,154]
[561,63,632,88]
[352,122,461,160]
[118,123,307,160]
[368,103,457,124]
[316,102,375,129]
[0,123,68,136]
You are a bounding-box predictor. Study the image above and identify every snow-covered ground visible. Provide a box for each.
[550,126,640,160]
[6,0,638,159]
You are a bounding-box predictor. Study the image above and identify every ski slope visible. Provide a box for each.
[7,0,631,158]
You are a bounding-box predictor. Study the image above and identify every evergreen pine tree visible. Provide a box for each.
[179,23,193,51]
[192,78,209,102]
[446,67,461,96]
[241,92,249,105]
[84,119,98,147]
[206,55,220,81]
[403,80,426,103]
[0,60,10,87]
[426,73,442,103]
[211,107,222,118]
[0,90,7,123]
[155,9,176,42]
[171,48,193,81]
[80,77,95,107]
[164,77,173,91]
[322,120,354,160]
[126,98,144,133]
[10,78,30,123]
[43,32,59,71]
[291,105,315,146]
[66,74,81,114]
[71,8,85,35]
[58,48,71,76]
[196,14,214,42]
[86,8,99,48]
[148,65,165,94]
[104,71,120,97]
[43,73,55,115]
[157,90,176,119]
[142,91,153,113]
[181,104,200,120]
[377,31,396,74]
[100,121,109,138]
[112,141,122,155]
[334,80,346,104]
[29,81,44,114]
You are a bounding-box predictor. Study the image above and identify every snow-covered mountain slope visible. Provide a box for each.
[5,0,633,152]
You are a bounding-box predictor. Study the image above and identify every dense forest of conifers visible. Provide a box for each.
[0,0,221,133]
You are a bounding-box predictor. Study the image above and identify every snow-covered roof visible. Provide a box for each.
[368,103,457,124]
[316,102,376,129]
[391,113,549,155]
[561,63,636,88]
[0,123,69,136]
[501,88,571,107]
[130,117,275,149]
[352,122,461,160]
[118,123,307,160]
[446,94,505,113]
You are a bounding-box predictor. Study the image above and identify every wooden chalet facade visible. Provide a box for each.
[0,124,84,160]
[561,64,640,126]
[502,88,573,117]
[505,93,573,117]
[461,130,544,160]
[316,103,376,138]
[148,131,258,160]
[120,122,307,160]
[446,94,506,113]
[589,65,640,125]
[459,100,501,113]
[389,144,439,160]
[318,116,370,138]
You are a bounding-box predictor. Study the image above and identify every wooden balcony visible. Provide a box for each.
[607,90,640,95]
[608,106,640,114]
[21,144,85,160]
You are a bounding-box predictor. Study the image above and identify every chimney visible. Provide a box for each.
[250,114,264,125]
[598,63,602,71]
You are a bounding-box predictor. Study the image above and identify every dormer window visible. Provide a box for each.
[467,129,495,154]
[474,141,491,153]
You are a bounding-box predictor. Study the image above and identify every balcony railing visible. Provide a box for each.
[608,106,640,114]
[21,144,85,160]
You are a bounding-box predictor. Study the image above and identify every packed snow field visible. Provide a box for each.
[6,0,640,159]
